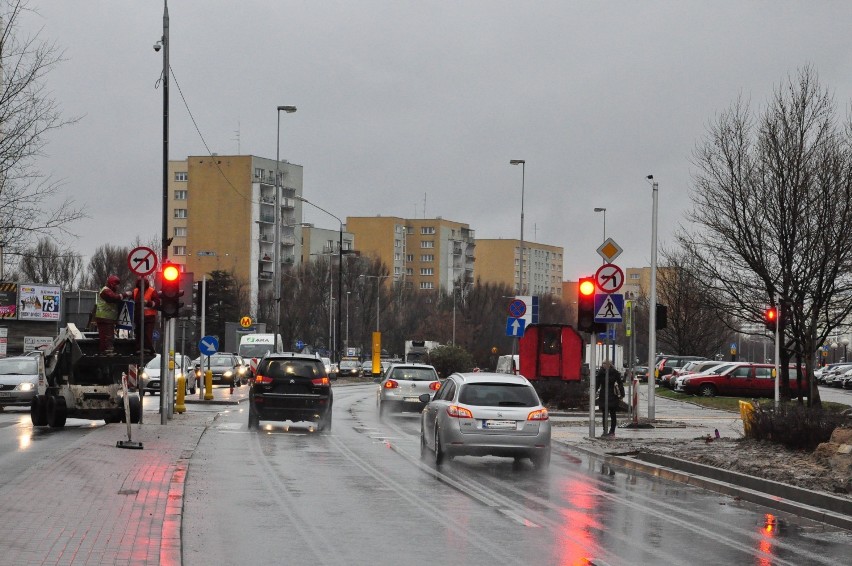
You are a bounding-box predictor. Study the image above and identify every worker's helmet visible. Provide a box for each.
[107,275,120,288]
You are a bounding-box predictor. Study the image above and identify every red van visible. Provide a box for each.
[680,363,808,397]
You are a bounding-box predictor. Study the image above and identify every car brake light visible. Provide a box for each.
[447,405,473,419]
[429,381,440,391]
[527,408,549,421]
[255,374,272,384]
[384,379,399,389]
[312,377,330,386]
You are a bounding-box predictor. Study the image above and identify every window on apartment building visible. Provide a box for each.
[174,209,187,219]
[395,239,402,248]
[174,189,187,200]
[394,253,402,261]
[630,273,640,280]
[394,267,401,275]
[173,246,186,256]
[173,227,187,237]
[406,254,414,262]
[174,172,188,182]
[420,268,434,276]
[420,282,434,290]
[406,268,413,276]
[421,241,434,249]
[421,254,434,262]
[421,226,435,235]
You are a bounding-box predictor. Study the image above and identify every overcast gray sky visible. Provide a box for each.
[21,1,852,280]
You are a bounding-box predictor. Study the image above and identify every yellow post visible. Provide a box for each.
[739,400,755,438]
[175,375,186,413]
[204,369,214,400]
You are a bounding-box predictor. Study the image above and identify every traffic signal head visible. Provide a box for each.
[656,304,668,330]
[159,261,184,319]
[764,307,777,332]
[577,276,597,333]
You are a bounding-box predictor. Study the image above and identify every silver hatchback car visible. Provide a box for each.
[377,363,441,419]
[419,373,551,468]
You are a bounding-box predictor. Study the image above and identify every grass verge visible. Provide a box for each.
[656,387,849,413]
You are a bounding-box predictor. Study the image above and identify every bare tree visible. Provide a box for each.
[16,236,81,288]
[83,244,131,290]
[0,1,84,264]
[656,247,736,357]
[682,66,852,405]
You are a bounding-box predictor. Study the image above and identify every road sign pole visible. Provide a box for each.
[588,330,597,439]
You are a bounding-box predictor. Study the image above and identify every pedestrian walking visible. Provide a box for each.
[94,275,128,354]
[132,277,159,353]
[596,360,625,437]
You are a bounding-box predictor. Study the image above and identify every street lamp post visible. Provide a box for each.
[274,105,297,337]
[295,195,343,364]
[345,291,350,352]
[509,159,526,294]
[594,207,606,242]
[646,175,659,421]
[360,274,389,332]
[842,337,849,362]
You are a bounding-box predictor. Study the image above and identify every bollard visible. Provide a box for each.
[175,375,186,413]
[204,369,214,400]
[632,376,639,425]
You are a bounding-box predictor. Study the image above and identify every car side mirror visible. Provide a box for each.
[418,393,431,403]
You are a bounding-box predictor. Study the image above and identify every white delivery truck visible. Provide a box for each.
[238,333,284,378]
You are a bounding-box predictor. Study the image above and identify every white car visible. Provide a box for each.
[141,353,195,395]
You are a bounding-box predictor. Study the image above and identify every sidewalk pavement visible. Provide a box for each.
[0,385,246,566]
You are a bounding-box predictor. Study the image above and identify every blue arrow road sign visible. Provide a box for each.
[506,317,527,337]
[198,335,219,356]
[593,293,624,323]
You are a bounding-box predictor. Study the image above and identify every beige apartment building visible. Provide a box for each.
[345,216,475,292]
[166,155,304,315]
[476,239,564,297]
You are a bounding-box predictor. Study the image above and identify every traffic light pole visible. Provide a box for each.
[774,298,781,408]
[588,331,597,439]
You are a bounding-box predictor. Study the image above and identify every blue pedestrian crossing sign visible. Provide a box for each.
[117,300,134,331]
[594,293,624,323]
[506,317,527,337]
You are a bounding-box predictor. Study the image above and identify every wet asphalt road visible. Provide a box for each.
[179,384,852,566]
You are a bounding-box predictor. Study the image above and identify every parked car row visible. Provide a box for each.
[815,362,852,389]
[655,354,708,387]
[677,362,809,398]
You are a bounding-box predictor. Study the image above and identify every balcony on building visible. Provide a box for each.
[258,270,273,281]
[259,213,275,224]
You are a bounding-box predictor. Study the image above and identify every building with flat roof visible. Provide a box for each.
[345,216,475,292]
[166,155,304,315]
[476,239,563,296]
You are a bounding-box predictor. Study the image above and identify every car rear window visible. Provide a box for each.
[259,359,324,379]
[390,368,437,381]
[458,383,539,407]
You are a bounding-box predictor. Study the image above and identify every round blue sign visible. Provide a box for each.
[508,299,526,318]
[198,335,219,356]
[296,340,305,350]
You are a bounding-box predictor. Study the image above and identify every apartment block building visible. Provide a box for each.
[299,224,355,264]
[476,239,564,297]
[166,155,304,314]
[345,216,475,292]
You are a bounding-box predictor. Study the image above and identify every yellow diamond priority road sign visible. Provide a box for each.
[596,237,623,263]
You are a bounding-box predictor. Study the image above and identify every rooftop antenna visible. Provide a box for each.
[234,121,240,154]
[423,192,427,218]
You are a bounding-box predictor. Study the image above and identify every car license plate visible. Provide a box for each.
[0,392,10,397]
[404,397,420,402]
[483,420,516,430]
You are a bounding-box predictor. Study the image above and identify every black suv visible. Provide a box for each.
[248,353,333,431]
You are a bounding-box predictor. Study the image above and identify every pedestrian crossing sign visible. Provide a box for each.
[117,300,135,331]
[593,293,623,323]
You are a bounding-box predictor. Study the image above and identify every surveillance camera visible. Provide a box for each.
[153,42,162,52]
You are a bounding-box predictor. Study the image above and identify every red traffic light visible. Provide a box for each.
[764,307,778,331]
[163,263,180,282]
[579,279,596,296]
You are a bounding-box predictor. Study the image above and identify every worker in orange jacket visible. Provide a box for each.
[132,277,159,353]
